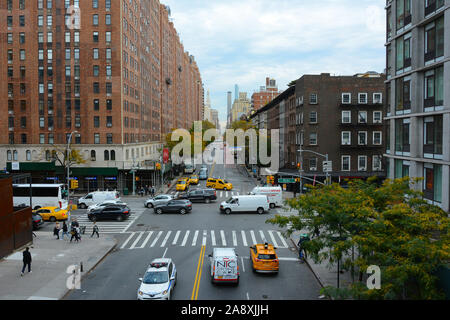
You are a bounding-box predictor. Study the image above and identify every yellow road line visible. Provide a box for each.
[209,162,216,179]
[191,245,206,300]
[194,245,206,300]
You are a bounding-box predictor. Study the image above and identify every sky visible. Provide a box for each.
[162,0,387,127]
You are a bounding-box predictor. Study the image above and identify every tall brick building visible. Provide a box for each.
[0,0,203,191]
[251,77,280,111]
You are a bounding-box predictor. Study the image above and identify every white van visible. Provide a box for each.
[249,186,283,209]
[78,191,120,209]
[209,248,239,285]
[219,195,270,215]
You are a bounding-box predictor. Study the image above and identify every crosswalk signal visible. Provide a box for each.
[266,175,274,185]
[70,179,79,189]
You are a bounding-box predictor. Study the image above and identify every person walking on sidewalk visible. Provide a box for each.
[21,247,32,276]
[151,186,155,197]
[91,222,99,238]
[53,222,60,240]
[61,221,68,240]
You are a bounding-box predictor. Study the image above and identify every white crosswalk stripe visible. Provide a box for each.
[120,229,290,250]
[73,210,144,234]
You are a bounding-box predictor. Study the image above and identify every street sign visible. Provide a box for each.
[12,162,20,171]
[323,161,332,172]
[279,178,295,184]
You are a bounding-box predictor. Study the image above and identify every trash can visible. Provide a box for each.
[123,187,129,195]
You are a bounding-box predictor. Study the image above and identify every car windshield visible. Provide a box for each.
[143,271,168,284]
[179,181,186,185]
[225,197,235,203]
[54,208,61,212]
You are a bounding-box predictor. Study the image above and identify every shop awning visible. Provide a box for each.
[70,167,118,176]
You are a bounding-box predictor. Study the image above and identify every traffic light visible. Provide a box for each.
[136,177,140,181]
[156,163,161,170]
[297,162,301,169]
[70,179,78,189]
[266,176,275,185]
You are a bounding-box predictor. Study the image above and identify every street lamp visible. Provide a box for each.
[297,146,330,190]
[67,130,78,224]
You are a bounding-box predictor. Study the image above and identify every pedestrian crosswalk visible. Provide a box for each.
[120,229,291,250]
[170,191,244,199]
[70,210,145,234]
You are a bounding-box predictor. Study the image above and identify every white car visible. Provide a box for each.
[87,200,127,212]
[144,194,173,208]
[137,258,177,300]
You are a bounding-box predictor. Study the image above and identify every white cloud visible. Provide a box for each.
[162,0,386,121]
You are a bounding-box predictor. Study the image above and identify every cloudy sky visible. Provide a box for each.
[162,0,387,125]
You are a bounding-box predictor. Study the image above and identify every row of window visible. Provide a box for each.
[341,131,383,146]
[298,93,383,106]
[300,155,383,172]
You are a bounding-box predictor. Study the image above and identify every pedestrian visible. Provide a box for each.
[75,227,81,242]
[91,222,99,238]
[140,187,144,197]
[21,247,32,276]
[70,225,77,243]
[151,186,155,197]
[61,221,68,240]
[145,185,149,196]
[71,218,79,230]
[53,222,60,240]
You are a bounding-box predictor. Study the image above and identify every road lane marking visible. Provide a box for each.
[202,230,207,246]
[162,247,168,258]
[192,230,199,246]
[232,231,237,246]
[160,231,172,247]
[259,230,267,243]
[120,232,135,249]
[241,230,248,247]
[250,230,257,245]
[211,230,216,246]
[278,257,300,261]
[191,245,206,300]
[181,230,190,247]
[129,232,144,249]
[172,231,181,245]
[268,230,279,248]
[241,257,245,273]
[246,292,250,300]
[220,230,226,246]
[150,231,163,247]
[277,231,289,248]
[139,231,153,249]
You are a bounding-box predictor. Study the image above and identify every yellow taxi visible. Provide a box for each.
[250,242,279,273]
[32,207,69,222]
[206,178,233,190]
[176,179,189,191]
[189,175,199,185]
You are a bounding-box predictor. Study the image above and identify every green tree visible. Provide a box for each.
[267,177,450,299]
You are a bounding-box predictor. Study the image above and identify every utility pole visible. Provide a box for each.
[66,131,78,225]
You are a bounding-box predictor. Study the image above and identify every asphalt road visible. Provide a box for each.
[65,160,322,300]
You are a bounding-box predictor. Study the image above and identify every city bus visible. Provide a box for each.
[13,184,68,210]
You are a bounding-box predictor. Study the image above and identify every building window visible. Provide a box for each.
[342,93,351,104]
[341,131,351,145]
[94,134,100,144]
[104,150,110,161]
[358,111,367,124]
[373,111,382,124]
[372,155,382,171]
[309,133,317,146]
[358,93,368,104]
[91,150,96,161]
[424,66,444,110]
[309,158,317,171]
[395,77,411,112]
[342,156,351,172]
[39,134,45,144]
[107,134,113,144]
[395,119,410,154]
[425,16,444,63]
[358,156,367,171]
[424,115,443,158]
[26,150,31,161]
[396,0,411,30]
[106,99,112,110]
[93,14,99,26]
[396,33,411,71]
[309,112,317,124]
[93,31,99,42]
[358,132,367,145]
[110,150,115,161]
[373,131,382,145]
[309,93,318,105]
[424,164,442,203]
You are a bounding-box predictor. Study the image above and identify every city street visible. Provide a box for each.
[64,160,322,300]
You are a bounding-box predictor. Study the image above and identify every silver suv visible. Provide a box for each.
[145,194,173,208]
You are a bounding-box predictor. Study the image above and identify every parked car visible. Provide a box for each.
[87,200,128,213]
[137,258,177,300]
[32,207,69,222]
[250,242,279,273]
[219,195,270,215]
[78,191,120,209]
[32,212,44,230]
[144,194,173,208]
[88,204,130,222]
[154,199,192,215]
[177,188,217,203]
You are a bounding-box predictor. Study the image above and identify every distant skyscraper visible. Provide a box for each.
[227,92,232,126]
[204,89,212,121]
[234,84,239,101]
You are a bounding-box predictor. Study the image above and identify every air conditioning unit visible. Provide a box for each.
[8,110,14,115]
[48,127,53,131]
[310,167,317,171]
[9,127,14,131]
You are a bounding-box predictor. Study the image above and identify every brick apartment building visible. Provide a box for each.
[251,72,386,185]
[0,0,203,192]
[251,77,280,112]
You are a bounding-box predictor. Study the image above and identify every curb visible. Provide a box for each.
[290,237,325,289]
[61,238,118,300]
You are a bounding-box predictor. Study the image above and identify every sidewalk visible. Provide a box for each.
[0,231,116,300]
[279,191,353,291]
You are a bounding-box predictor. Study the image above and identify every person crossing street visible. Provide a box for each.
[91,222,99,238]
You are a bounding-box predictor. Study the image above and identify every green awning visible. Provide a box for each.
[71,167,118,176]
[6,162,62,172]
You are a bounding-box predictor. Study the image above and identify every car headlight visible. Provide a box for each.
[162,289,168,295]
[138,291,143,296]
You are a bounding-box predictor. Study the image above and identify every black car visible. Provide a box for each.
[154,200,192,215]
[88,204,130,222]
[177,188,217,203]
[32,212,44,230]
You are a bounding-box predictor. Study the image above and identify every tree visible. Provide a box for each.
[267,177,450,299]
